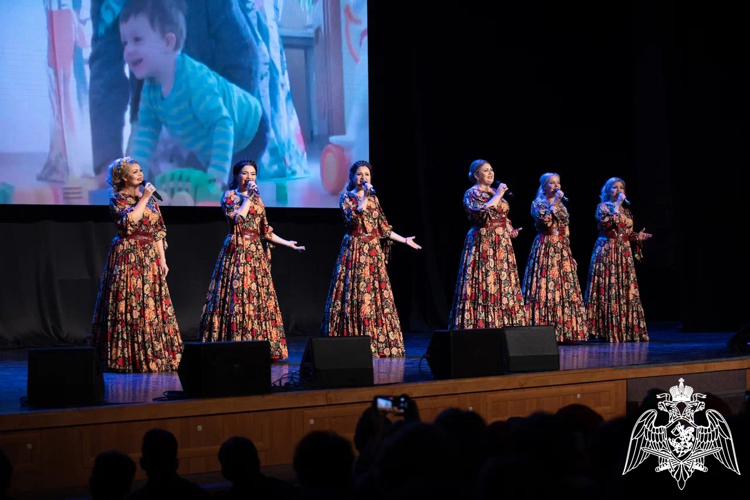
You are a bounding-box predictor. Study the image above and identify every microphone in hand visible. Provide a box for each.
[364,181,376,195]
[142,180,163,201]
[555,189,569,202]
[492,181,513,197]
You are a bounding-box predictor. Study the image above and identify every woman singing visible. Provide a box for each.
[89,157,182,372]
[522,172,587,342]
[199,160,305,360]
[585,177,652,342]
[449,159,527,329]
[320,161,421,357]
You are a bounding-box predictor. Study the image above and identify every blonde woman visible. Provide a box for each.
[584,177,652,342]
[89,157,182,372]
[522,172,587,342]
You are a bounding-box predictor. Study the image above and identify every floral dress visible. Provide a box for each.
[522,199,587,342]
[449,187,528,329]
[89,193,182,373]
[320,192,405,357]
[199,190,288,360]
[584,203,648,342]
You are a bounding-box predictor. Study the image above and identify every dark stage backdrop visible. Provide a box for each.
[2,0,749,347]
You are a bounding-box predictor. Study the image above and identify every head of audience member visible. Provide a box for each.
[433,408,490,479]
[477,454,559,500]
[374,422,459,495]
[354,406,392,454]
[140,428,179,480]
[89,450,137,500]
[556,404,604,439]
[218,436,261,485]
[293,431,354,491]
[507,412,579,477]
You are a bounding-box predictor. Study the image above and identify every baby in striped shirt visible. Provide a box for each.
[120,0,264,185]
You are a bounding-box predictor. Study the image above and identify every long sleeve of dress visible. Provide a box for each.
[223,190,245,225]
[152,201,168,248]
[341,193,365,231]
[373,197,393,239]
[464,188,495,226]
[531,199,556,228]
[110,195,137,236]
[596,203,622,231]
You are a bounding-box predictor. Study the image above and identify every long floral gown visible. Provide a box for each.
[89,193,182,373]
[199,190,288,360]
[320,192,405,357]
[522,199,587,342]
[449,187,528,329]
[584,203,648,342]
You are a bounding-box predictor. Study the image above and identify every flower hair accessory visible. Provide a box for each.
[118,156,134,173]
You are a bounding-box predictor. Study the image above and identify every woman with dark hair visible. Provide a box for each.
[522,172,587,342]
[585,177,651,342]
[89,156,182,372]
[320,160,421,357]
[449,159,527,329]
[199,160,304,360]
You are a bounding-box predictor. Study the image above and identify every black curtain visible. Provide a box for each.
[2,0,749,348]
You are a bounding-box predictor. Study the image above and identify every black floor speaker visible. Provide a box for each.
[178,341,271,398]
[501,326,559,373]
[426,328,505,380]
[727,322,750,353]
[27,347,105,408]
[299,337,374,388]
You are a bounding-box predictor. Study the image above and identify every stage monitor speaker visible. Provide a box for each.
[425,328,505,380]
[27,347,105,408]
[501,326,559,373]
[727,322,750,353]
[178,341,271,398]
[299,337,374,388]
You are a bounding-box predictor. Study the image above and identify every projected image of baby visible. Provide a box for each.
[120,0,266,187]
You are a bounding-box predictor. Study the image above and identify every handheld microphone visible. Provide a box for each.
[492,181,513,197]
[142,180,163,201]
[364,181,376,195]
[623,199,630,206]
[555,189,569,203]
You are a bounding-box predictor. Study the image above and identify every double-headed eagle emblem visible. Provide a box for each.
[623,378,740,489]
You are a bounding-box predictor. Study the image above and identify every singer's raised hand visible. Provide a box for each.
[287,241,306,252]
[553,189,565,204]
[404,236,422,250]
[616,192,627,206]
[637,228,652,241]
[142,182,157,199]
[510,227,523,239]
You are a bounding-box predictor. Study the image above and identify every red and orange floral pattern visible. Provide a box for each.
[449,187,528,329]
[321,192,405,357]
[89,193,182,373]
[584,203,648,342]
[522,199,587,342]
[199,190,288,360]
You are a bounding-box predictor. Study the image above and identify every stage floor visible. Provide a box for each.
[0,322,745,415]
